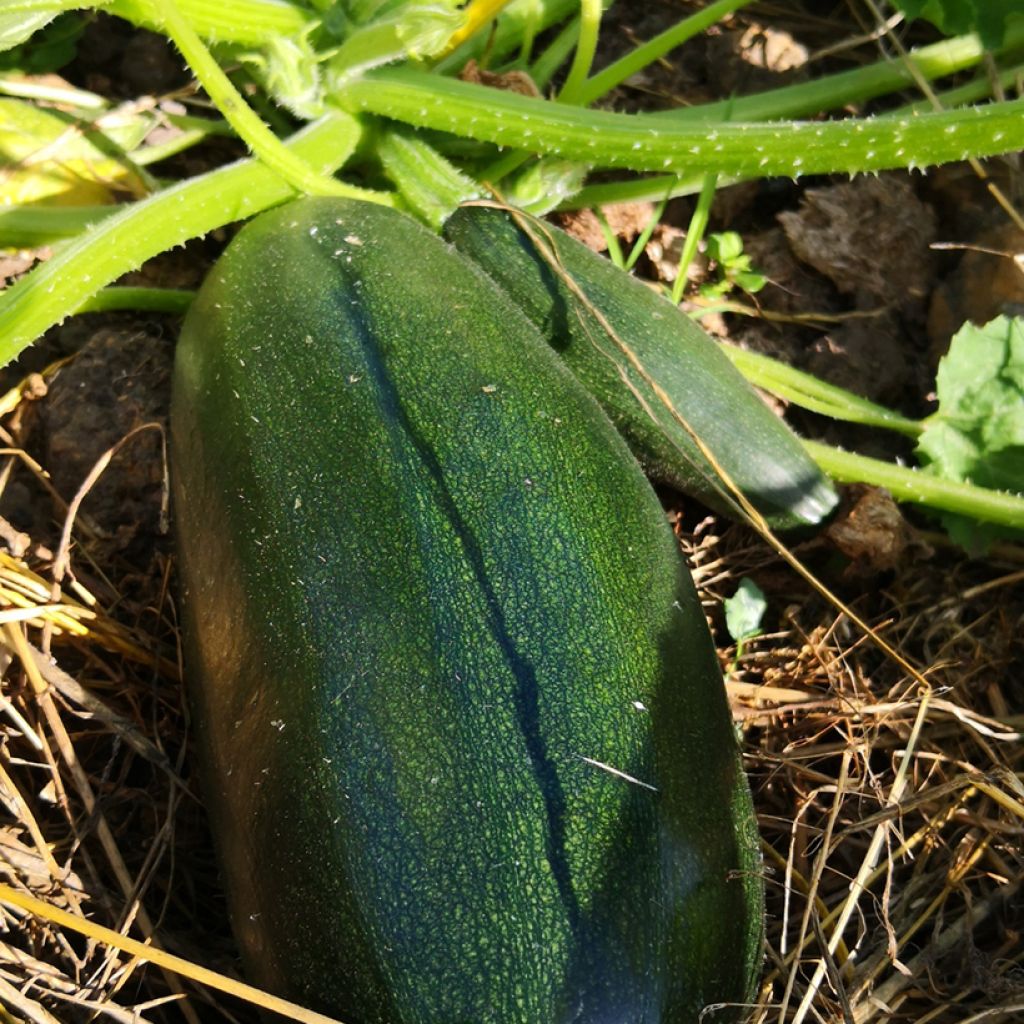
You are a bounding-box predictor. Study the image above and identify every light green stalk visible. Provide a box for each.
[556,0,602,103]
[804,440,1024,531]
[722,345,924,437]
[579,0,754,106]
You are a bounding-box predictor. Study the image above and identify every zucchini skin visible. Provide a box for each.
[171,197,763,1023]
[443,204,837,530]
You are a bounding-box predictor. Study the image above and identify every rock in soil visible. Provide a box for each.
[778,175,936,310]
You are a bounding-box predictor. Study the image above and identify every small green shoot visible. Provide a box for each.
[627,198,669,271]
[724,577,767,669]
[699,232,767,301]
[593,209,625,269]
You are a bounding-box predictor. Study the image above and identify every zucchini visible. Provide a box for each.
[444,203,837,530]
[171,197,763,1023]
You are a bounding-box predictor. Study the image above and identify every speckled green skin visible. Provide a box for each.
[443,205,837,530]
[171,198,763,1024]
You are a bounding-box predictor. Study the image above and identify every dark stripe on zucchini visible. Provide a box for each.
[355,325,581,928]
[443,203,837,530]
[171,197,764,1024]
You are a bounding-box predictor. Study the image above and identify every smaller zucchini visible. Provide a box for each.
[444,204,837,530]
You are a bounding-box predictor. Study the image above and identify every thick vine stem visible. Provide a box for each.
[339,68,1024,177]
[804,440,1024,531]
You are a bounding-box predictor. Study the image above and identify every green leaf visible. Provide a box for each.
[915,316,1024,548]
[0,96,151,204]
[707,231,743,264]
[1,14,54,52]
[698,279,730,300]
[0,10,83,68]
[891,0,1023,50]
[702,231,766,297]
[0,2,80,53]
[724,578,767,644]
[733,268,766,294]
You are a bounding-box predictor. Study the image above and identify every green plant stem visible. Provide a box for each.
[671,172,717,306]
[803,440,1024,531]
[75,286,195,315]
[438,16,1021,194]
[592,209,624,266]
[900,62,1024,113]
[564,53,1024,210]
[722,344,923,437]
[340,68,1024,176]
[478,148,531,190]
[377,127,481,228]
[624,192,671,271]
[529,10,579,89]
[151,0,352,198]
[0,113,379,367]
[579,0,754,105]
[0,71,107,110]
[557,0,602,104]
[567,173,714,208]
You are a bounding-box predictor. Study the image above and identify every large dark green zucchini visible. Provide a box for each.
[171,197,763,1024]
[444,203,837,530]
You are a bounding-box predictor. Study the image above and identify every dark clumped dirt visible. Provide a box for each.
[39,326,171,555]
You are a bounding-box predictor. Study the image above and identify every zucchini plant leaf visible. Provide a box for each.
[891,0,1023,50]
[915,315,1024,549]
[0,12,57,52]
[0,12,84,72]
[0,0,97,52]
